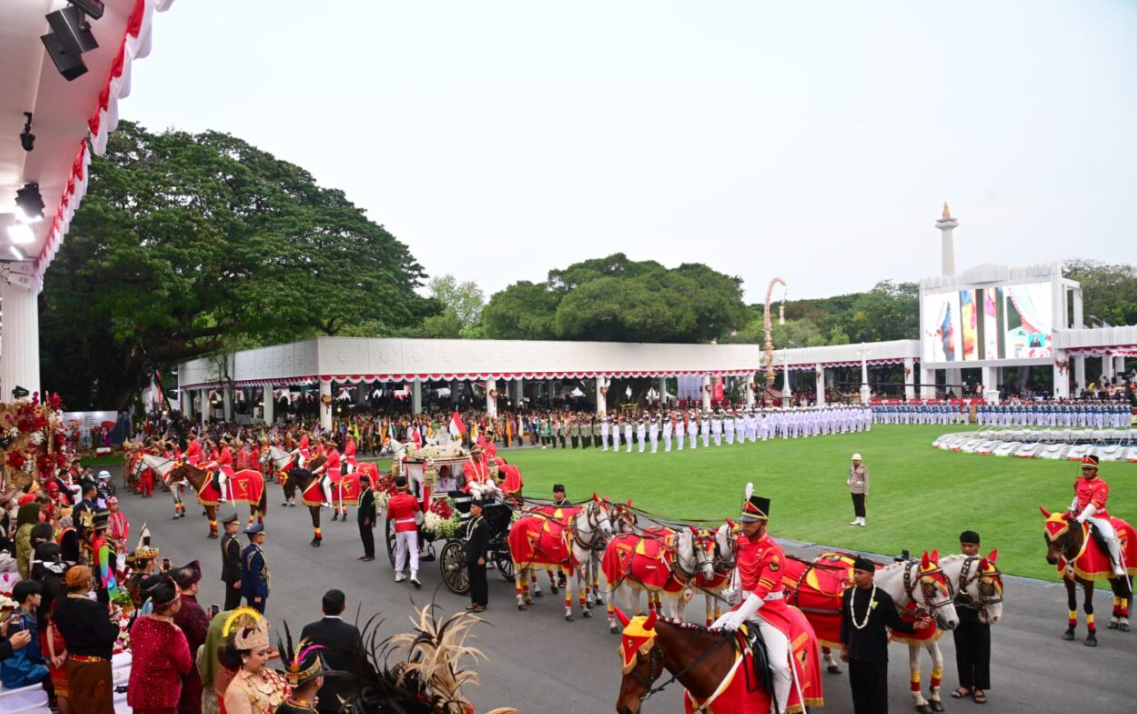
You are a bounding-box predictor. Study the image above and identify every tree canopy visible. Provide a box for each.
[1064,260,1137,327]
[40,121,433,409]
[482,254,750,343]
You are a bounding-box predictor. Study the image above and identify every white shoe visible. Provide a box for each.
[850,520,860,526]
[410,572,422,589]
[395,573,407,583]
[321,502,332,509]
[858,520,866,527]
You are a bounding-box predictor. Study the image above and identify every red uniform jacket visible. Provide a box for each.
[387,493,421,533]
[185,439,202,466]
[344,438,357,465]
[1075,476,1110,519]
[735,531,792,636]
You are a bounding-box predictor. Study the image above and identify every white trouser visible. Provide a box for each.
[395,529,419,574]
[689,432,697,448]
[664,434,672,451]
[1086,516,1124,567]
[217,471,228,501]
[602,433,609,450]
[752,617,792,714]
[320,474,333,505]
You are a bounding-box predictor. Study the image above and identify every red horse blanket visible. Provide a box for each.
[196,469,264,507]
[603,529,685,593]
[1044,512,1137,581]
[509,514,576,575]
[680,607,824,714]
[301,472,363,508]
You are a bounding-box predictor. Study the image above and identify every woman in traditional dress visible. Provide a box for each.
[127,577,194,714]
[198,610,237,714]
[50,566,120,714]
[221,615,290,714]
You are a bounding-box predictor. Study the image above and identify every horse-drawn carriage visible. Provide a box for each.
[382,446,516,594]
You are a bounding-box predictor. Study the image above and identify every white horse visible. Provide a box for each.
[898,552,1003,713]
[602,527,717,633]
[510,499,613,621]
[683,523,738,628]
[261,446,298,506]
[134,454,184,519]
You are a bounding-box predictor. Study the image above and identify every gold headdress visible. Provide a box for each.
[224,607,269,650]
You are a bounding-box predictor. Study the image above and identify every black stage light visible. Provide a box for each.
[70,0,106,20]
[41,31,89,81]
[20,113,35,152]
[45,5,99,56]
[15,183,45,222]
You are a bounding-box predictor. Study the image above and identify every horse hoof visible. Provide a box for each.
[1085,636,1098,647]
[281,502,289,507]
[1062,630,1076,641]
[172,515,180,520]
[916,704,932,714]
[1107,621,1120,630]
[583,609,592,618]
[566,615,574,622]
[1121,623,1131,632]
[180,513,186,518]
[208,534,218,540]
[932,701,945,712]
[610,625,619,634]
[827,665,841,675]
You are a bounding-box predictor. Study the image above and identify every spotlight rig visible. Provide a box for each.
[40,2,104,81]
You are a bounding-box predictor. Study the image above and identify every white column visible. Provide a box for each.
[411,379,423,415]
[702,374,713,410]
[200,390,208,426]
[596,376,607,416]
[1074,356,1086,395]
[981,366,999,404]
[658,376,668,406]
[1054,350,1070,399]
[903,358,916,401]
[1102,355,1115,384]
[0,278,41,399]
[182,389,194,419]
[920,368,937,400]
[1116,356,1128,381]
[485,378,498,417]
[945,368,962,397]
[319,379,333,432]
[746,372,757,408]
[859,359,871,404]
[514,378,524,407]
[815,364,826,407]
[222,386,233,421]
[262,384,274,425]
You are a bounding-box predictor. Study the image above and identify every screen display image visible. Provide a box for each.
[922,290,962,362]
[922,281,1054,363]
[1002,282,1053,358]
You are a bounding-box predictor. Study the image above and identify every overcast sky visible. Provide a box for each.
[125,0,1136,302]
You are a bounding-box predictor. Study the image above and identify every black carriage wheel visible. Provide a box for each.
[494,546,515,582]
[440,541,470,595]
[385,515,396,567]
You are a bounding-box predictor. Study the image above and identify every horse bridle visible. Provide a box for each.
[670,533,715,584]
[572,502,611,550]
[956,556,1004,614]
[902,560,954,614]
[626,631,732,704]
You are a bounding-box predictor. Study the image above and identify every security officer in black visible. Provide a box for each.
[219,513,243,610]
[357,475,376,561]
[951,530,991,704]
[465,500,489,612]
[552,484,570,507]
[840,555,931,714]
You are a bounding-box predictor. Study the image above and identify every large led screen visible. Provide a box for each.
[922,281,1053,362]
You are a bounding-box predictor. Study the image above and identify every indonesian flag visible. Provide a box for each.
[411,428,422,448]
[449,411,466,437]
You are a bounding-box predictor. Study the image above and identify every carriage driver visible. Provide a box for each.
[1072,455,1126,577]
[199,437,234,504]
[712,490,793,714]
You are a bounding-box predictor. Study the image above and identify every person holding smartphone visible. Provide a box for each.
[1,581,48,689]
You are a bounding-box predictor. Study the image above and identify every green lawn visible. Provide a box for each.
[489,425,1136,581]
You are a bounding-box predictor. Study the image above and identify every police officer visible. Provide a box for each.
[241,523,270,613]
[848,453,869,527]
[219,513,243,610]
[841,556,931,714]
[466,500,489,612]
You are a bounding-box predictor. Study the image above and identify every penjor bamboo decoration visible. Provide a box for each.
[763,278,788,388]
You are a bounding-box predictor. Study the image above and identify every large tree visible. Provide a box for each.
[1064,260,1137,327]
[40,122,433,410]
[483,254,749,343]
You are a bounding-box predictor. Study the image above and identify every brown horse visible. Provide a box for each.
[278,455,328,547]
[1040,507,1134,646]
[613,608,763,714]
[157,463,268,539]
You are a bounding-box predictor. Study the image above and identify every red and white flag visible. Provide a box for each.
[449,410,467,437]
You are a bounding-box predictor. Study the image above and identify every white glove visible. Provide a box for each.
[1076,504,1096,524]
[718,593,764,631]
[710,612,733,630]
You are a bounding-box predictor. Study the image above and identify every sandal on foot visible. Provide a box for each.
[973,690,987,704]
[950,688,971,699]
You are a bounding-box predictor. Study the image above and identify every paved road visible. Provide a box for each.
[114,469,1135,714]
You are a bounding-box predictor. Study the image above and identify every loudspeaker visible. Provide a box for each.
[41,32,89,81]
[45,6,99,56]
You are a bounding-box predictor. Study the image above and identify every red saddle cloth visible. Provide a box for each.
[509,514,575,575]
[683,607,824,714]
[228,470,265,507]
[1047,514,1137,581]
[602,528,683,593]
[300,472,362,507]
